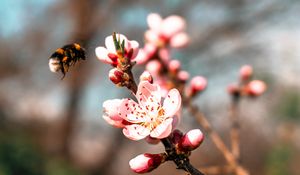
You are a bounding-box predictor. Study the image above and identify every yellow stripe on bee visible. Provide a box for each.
[55,48,64,55]
[62,56,68,62]
[74,43,81,50]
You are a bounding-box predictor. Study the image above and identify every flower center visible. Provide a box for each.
[142,108,165,130]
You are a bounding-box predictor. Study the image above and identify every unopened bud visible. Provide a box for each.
[140,71,153,84]
[179,129,204,151]
[246,80,266,96]
[170,129,183,144]
[109,68,124,85]
[146,60,162,76]
[240,65,253,81]
[187,76,207,97]
[177,70,190,82]
[129,153,164,173]
[168,60,181,73]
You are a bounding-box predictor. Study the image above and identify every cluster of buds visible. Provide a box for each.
[227,65,267,98]
[95,32,139,90]
[129,129,204,173]
[133,13,208,100]
[136,13,190,64]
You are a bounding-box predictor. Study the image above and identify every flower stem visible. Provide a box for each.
[230,96,241,161]
[161,138,205,175]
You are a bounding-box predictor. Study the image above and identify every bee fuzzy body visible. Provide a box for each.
[49,43,86,79]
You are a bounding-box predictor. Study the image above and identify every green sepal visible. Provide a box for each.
[112,32,120,51]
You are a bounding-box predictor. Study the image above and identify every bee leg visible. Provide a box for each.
[60,62,66,79]
[61,73,66,80]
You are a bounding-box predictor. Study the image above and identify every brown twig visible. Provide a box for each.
[198,165,234,175]
[230,97,241,161]
[185,99,249,175]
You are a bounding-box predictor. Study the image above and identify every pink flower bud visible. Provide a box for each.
[177,70,190,82]
[146,60,162,76]
[239,65,253,81]
[246,80,266,96]
[180,129,204,151]
[170,32,190,48]
[140,71,153,84]
[129,153,164,173]
[109,68,124,85]
[168,60,181,73]
[187,76,207,97]
[170,129,183,144]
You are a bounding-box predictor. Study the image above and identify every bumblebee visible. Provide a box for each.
[49,43,86,79]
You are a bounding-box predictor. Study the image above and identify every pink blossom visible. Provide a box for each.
[179,129,204,151]
[145,13,189,48]
[129,153,164,173]
[155,76,171,97]
[95,33,139,65]
[102,99,127,128]
[119,81,181,140]
[135,43,156,64]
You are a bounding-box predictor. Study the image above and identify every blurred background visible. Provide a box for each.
[0,0,299,174]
